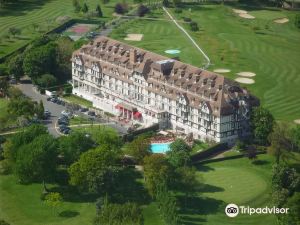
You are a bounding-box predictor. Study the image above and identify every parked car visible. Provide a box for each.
[87,111,95,116]
[79,107,88,112]
[46,97,52,101]
[61,110,72,118]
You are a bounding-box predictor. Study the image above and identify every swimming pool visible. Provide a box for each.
[164,49,181,55]
[150,142,171,154]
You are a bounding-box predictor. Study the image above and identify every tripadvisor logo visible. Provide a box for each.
[225,203,289,218]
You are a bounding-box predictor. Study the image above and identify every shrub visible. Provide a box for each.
[137,4,150,17]
[183,17,192,22]
[190,21,199,31]
[295,14,300,29]
[174,8,182,13]
[114,3,128,15]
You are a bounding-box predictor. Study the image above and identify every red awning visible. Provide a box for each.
[115,104,123,109]
[133,111,142,118]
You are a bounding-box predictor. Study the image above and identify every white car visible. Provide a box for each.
[61,110,72,118]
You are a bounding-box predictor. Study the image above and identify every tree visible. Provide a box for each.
[124,135,151,163]
[94,199,143,225]
[91,126,122,148]
[162,0,169,7]
[280,192,300,225]
[250,106,274,145]
[8,27,21,38]
[190,21,199,31]
[290,125,300,152]
[15,134,58,183]
[68,145,122,195]
[167,138,191,167]
[0,77,9,97]
[72,0,81,13]
[95,4,103,17]
[44,192,62,215]
[35,100,44,120]
[7,96,36,119]
[137,4,149,17]
[8,54,24,80]
[247,145,257,161]
[114,3,127,14]
[2,124,48,169]
[82,3,89,13]
[295,14,300,29]
[156,185,179,225]
[36,74,57,89]
[23,42,57,81]
[58,131,94,165]
[143,154,174,197]
[268,122,293,164]
[172,0,181,7]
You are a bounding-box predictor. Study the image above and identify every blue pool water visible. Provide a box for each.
[165,49,181,55]
[151,142,171,154]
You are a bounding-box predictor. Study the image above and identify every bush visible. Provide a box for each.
[295,14,300,29]
[137,4,150,17]
[183,17,192,22]
[174,8,182,13]
[114,3,128,15]
[190,21,199,31]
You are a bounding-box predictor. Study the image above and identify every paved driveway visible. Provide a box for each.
[17,79,128,137]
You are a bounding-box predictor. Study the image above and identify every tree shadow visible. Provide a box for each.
[111,168,151,205]
[59,210,79,218]
[252,159,270,165]
[48,185,98,203]
[197,183,224,193]
[194,164,215,172]
[178,196,225,216]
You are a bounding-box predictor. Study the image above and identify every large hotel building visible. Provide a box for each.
[71,37,259,144]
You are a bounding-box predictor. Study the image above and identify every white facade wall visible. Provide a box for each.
[72,60,246,144]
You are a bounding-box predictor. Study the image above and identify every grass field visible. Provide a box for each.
[0,0,132,58]
[110,5,300,122]
[63,94,93,108]
[0,154,276,225]
[0,98,8,119]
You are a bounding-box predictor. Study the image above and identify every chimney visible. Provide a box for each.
[130,49,137,63]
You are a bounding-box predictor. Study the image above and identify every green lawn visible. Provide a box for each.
[0,98,8,119]
[184,154,276,225]
[62,94,93,108]
[0,0,132,58]
[110,5,300,122]
[0,154,276,225]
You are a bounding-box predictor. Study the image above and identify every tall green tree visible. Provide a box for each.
[7,97,36,119]
[68,145,122,195]
[15,134,58,183]
[35,100,44,120]
[23,43,57,81]
[290,125,300,152]
[8,54,24,80]
[0,77,9,97]
[95,4,103,17]
[143,154,174,197]
[36,74,57,89]
[167,138,191,167]
[72,0,81,12]
[58,131,94,165]
[82,3,89,13]
[124,135,151,164]
[268,122,293,164]
[250,106,274,145]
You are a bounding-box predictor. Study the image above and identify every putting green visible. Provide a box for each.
[202,167,268,205]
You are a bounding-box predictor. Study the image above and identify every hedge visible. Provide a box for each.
[191,142,228,162]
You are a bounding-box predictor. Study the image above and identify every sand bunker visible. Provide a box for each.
[274,18,289,24]
[232,8,255,19]
[294,119,300,125]
[214,69,231,73]
[235,77,255,84]
[233,9,248,14]
[124,34,143,41]
[237,72,256,77]
[239,13,255,19]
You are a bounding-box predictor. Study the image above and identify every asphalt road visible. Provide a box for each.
[17,79,128,137]
[17,80,66,137]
